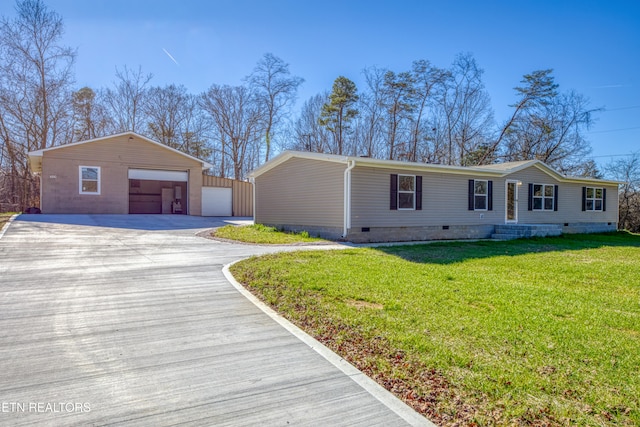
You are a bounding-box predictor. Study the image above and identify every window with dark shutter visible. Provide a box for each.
[398,175,416,209]
[390,174,398,210]
[554,185,558,211]
[582,187,586,211]
[530,183,555,211]
[469,179,489,211]
[603,188,607,211]
[468,180,474,210]
[416,176,422,210]
[487,180,493,211]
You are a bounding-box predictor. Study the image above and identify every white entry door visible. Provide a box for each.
[505,180,518,223]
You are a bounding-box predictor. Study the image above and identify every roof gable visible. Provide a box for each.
[28,132,212,172]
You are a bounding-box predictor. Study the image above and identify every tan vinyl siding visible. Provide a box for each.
[515,166,618,224]
[202,175,253,216]
[351,166,504,227]
[350,164,618,228]
[255,157,344,227]
[40,134,203,215]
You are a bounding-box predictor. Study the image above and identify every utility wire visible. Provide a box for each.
[591,153,637,158]
[589,126,640,134]
[602,105,640,112]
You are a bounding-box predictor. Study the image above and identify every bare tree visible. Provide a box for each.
[179,93,212,160]
[103,65,153,134]
[485,69,558,164]
[71,86,110,142]
[606,153,640,232]
[199,84,262,179]
[145,84,188,148]
[409,60,449,162]
[356,66,387,158]
[380,70,415,160]
[499,69,596,174]
[437,53,493,165]
[246,53,303,162]
[290,92,332,153]
[0,0,76,209]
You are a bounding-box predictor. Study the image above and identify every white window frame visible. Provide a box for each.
[532,183,554,211]
[398,174,416,210]
[585,187,603,211]
[474,179,488,211]
[79,166,101,195]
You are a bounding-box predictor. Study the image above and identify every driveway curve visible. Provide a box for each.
[0,215,429,426]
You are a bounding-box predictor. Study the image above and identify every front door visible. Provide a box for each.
[506,180,518,223]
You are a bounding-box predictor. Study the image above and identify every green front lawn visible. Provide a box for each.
[231,232,640,426]
[212,224,326,244]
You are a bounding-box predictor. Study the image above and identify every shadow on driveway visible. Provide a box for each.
[15,214,253,231]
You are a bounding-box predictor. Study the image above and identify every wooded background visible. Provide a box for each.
[1,1,637,231]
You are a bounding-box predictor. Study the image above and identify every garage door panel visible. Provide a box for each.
[128,169,188,182]
[202,187,232,216]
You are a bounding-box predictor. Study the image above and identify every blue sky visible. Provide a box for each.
[2,0,638,167]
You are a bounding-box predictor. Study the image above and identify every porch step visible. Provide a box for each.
[491,233,521,241]
[492,224,563,241]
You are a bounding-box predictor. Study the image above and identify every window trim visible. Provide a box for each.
[473,179,488,211]
[397,174,416,210]
[531,183,555,211]
[79,166,101,195]
[584,186,604,211]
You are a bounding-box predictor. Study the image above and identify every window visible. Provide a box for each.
[398,175,415,209]
[390,174,422,211]
[584,187,605,211]
[530,183,555,211]
[79,166,100,195]
[468,179,493,211]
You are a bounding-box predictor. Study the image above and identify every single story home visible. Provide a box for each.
[250,151,621,243]
[28,132,252,216]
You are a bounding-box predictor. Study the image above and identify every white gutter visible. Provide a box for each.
[342,159,356,238]
[249,177,256,222]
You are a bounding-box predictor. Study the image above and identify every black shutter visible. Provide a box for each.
[581,187,586,211]
[602,188,607,211]
[488,180,493,211]
[554,185,559,211]
[528,183,533,211]
[468,180,475,210]
[390,174,398,210]
[416,176,422,210]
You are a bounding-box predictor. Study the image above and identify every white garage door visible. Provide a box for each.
[202,187,232,216]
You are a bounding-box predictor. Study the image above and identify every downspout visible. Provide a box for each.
[249,177,256,222]
[342,159,356,238]
[38,172,43,212]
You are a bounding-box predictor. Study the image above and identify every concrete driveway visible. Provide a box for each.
[0,215,429,426]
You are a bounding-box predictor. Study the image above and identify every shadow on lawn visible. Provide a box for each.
[374,231,640,265]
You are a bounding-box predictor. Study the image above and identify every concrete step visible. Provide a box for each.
[494,224,563,238]
[491,233,522,240]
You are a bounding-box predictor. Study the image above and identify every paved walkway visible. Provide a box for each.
[0,215,431,426]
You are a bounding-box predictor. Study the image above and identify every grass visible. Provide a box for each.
[0,212,17,229]
[212,223,326,244]
[231,232,640,426]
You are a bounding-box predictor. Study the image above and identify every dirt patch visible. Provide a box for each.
[346,299,384,310]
